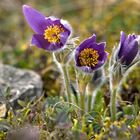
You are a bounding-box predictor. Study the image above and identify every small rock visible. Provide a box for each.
[6,125,40,140]
[0,103,6,118]
[0,64,43,109]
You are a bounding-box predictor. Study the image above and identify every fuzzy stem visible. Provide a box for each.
[109,54,117,121]
[86,82,94,112]
[87,94,92,112]
[109,47,140,121]
[79,84,85,112]
[78,81,87,113]
[109,64,117,121]
[110,88,117,121]
[61,64,72,103]
[109,63,125,121]
[53,53,72,102]
[81,94,85,113]
[78,74,91,114]
[109,63,121,121]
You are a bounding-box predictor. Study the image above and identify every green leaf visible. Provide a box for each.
[4,87,11,98]
[123,105,134,115]
[17,100,26,107]
[55,111,68,124]
[0,121,11,131]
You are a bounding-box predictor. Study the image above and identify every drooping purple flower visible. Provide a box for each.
[22,5,72,51]
[75,34,108,73]
[117,31,139,65]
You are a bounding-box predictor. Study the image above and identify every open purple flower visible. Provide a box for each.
[75,34,108,73]
[117,31,139,65]
[22,5,72,51]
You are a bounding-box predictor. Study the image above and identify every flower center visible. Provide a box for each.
[44,25,64,43]
[79,48,99,67]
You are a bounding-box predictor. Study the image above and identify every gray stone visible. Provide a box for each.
[0,64,43,108]
[6,125,40,140]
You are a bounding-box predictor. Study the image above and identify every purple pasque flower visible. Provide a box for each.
[117,31,139,66]
[75,34,108,73]
[22,5,72,51]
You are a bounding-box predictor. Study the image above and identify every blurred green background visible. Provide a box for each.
[0,0,140,98]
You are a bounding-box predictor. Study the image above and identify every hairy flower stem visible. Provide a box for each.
[109,62,121,121]
[78,81,86,113]
[109,52,118,121]
[53,53,72,102]
[110,88,117,121]
[109,45,140,121]
[61,64,72,103]
[81,94,85,113]
[87,94,92,112]
[109,63,118,121]
[109,71,116,121]
[86,82,94,112]
[78,74,91,114]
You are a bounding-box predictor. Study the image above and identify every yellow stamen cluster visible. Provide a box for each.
[79,48,99,67]
[44,25,64,43]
